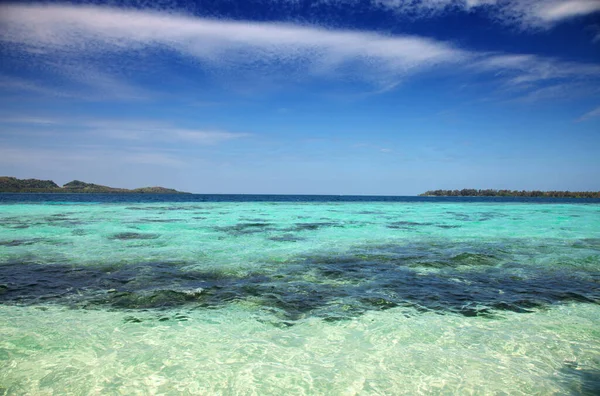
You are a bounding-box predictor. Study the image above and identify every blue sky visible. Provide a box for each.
[1,0,599,195]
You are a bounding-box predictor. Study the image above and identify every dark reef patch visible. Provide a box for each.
[476,211,508,221]
[108,232,160,240]
[558,365,600,396]
[125,205,205,212]
[44,213,85,223]
[1,223,30,229]
[387,221,435,229]
[285,222,342,232]
[136,218,182,223]
[0,239,44,247]
[0,238,70,247]
[214,222,274,235]
[40,215,87,227]
[574,238,600,250]
[239,217,271,223]
[268,234,306,242]
[0,261,271,311]
[449,252,500,266]
[152,206,201,211]
[446,211,471,221]
[1,241,599,324]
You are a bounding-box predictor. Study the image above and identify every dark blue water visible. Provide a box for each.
[1,193,600,204]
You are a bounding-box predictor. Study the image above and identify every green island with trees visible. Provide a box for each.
[420,189,600,198]
[0,177,189,194]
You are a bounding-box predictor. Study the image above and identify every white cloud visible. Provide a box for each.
[123,151,184,166]
[0,65,150,101]
[590,25,600,43]
[0,116,249,145]
[470,53,600,101]
[474,54,600,84]
[0,145,185,168]
[83,120,250,144]
[371,0,600,29]
[0,3,598,101]
[534,0,600,23]
[54,63,151,100]
[577,105,600,121]
[0,116,59,125]
[0,3,468,89]
[514,84,585,102]
[0,75,81,98]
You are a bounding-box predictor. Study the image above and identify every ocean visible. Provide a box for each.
[1,194,599,394]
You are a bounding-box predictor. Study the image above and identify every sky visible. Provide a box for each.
[0,0,599,195]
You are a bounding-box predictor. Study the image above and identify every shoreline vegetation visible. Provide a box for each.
[0,177,189,194]
[420,189,600,198]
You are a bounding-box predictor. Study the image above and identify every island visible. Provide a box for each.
[0,177,189,194]
[420,189,600,198]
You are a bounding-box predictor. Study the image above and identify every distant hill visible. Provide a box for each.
[420,189,600,198]
[0,177,188,194]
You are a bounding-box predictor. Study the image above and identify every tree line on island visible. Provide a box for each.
[0,177,188,194]
[420,189,600,198]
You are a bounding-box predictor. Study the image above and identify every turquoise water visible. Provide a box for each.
[1,197,599,394]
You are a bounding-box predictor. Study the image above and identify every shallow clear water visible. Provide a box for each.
[1,195,599,394]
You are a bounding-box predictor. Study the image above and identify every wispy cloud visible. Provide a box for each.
[0,75,82,98]
[0,116,59,125]
[532,0,600,24]
[372,0,600,29]
[577,105,600,121]
[0,116,249,145]
[0,63,151,101]
[471,53,600,101]
[589,25,600,43]
[0,3,468,90]
[81,120,250,144]
[0,145,185,168]
[0,3,598,101]
[52,62,152,100]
